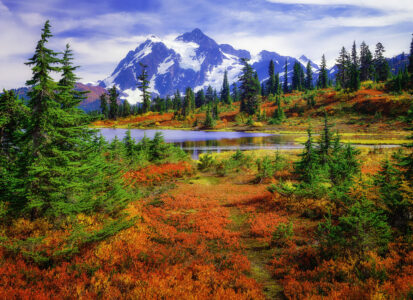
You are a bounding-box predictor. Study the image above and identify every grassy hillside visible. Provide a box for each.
[92,82,412,137]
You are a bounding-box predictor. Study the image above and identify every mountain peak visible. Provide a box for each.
[146,34,162,43]
[299,55,309,62]
[176,28,217,48]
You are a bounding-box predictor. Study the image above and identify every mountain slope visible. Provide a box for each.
[99,29,321,104]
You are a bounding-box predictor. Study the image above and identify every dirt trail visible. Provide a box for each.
[186,175,285,299]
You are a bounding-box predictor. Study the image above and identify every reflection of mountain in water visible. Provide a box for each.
[98,128,303,159]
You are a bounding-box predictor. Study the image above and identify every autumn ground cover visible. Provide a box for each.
[91,85,412,139]
[2,144,412,299]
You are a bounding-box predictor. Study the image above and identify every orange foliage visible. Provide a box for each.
[123,162,192,186]
[0,174,269,299]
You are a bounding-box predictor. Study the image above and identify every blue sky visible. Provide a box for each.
[0,0,412,89]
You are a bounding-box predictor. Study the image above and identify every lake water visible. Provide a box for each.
[98,128,303,159]
[98,128,399,159]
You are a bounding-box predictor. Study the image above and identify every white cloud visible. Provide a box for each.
[0,0,412,90]
[265,0,413,12]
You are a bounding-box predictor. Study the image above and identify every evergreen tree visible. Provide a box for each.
[212,100,219,120]
[190,88,195,111]
[195,89,205,108]
[122,100,131,117]
[204,108,215,128]
[349,41,361,91]
[205,85,214,104]
[275,73,280,94]
[399,105,413,181]
[108,85,118,120]
[22,21,128,218]
[165,95,173,111]
[329,134,360,184]
[153,96,164,113]
[213,89,219,103]
[271,96,285,123]
[220,70,232,104]
[305,61,313,90]
[283,59,289,93]
[0,90,29,205]
[319,54,329,89]
[239,58,260,115]
[231,83,240,102]
[172,89,181,111]
[267,59,276,95]
[25,20,61,160]
[336,47,350,89]
[360,41,374,81]
[138,63,151,113]
[100,93,109,119]
[318,111,333,164]
[122,129,135,158]
[318,198,391,259]
[299,64,305,90]
[374,42,390,82]
[182,87,194,116]
[254,71,261,96]
[294,127,319,183]
[374,159,407,231]
[292,61,303,91]
[409,34,413,74]
[58,44,88,109]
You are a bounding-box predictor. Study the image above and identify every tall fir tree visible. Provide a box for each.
[272,96,285,123]
[267,59,276,95]
[231,83,240,102]
[0,90,29,206]
[164,95,172,111]
[220,70,232,104]
[138,63,151,113]
[239,58,260,115]
[108,85,118,120]
[294,127,319,183]
[182,87,194,116]
[25,20,61,159]
[22,21,129,218]
[318,111,334,165]
[318,54,329,89]
[122,100,131,117]
[374,42,390,82]
[205,85,214,104]
[58,44,88,109]
[336,47,349,89]
[408,34,413,74]
[299,64,305,90]
[360,41,374,81]
[195,89,205,108]
[283,59,289,93]
[305,61,313,90]
[172,89,181,111]
[274,73,280,94]
[190,88,195,111]
[292,61,303,91]
[100,93,109,118]
[349,41,361,91]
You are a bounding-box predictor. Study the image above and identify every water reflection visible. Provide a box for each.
[98,128,302,159]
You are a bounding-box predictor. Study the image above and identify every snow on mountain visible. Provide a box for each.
[298,55,320,71]
[99,29,331,104]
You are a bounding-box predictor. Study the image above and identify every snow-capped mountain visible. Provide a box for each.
[99,28,321,104]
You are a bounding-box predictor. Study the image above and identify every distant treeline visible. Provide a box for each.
[94,36,413,122]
